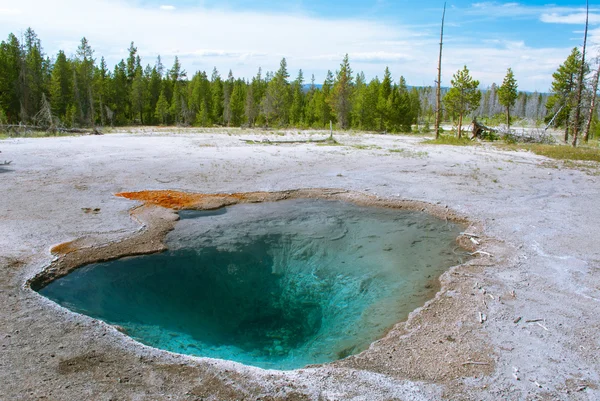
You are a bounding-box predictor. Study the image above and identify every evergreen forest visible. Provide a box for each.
[0,28,595,134]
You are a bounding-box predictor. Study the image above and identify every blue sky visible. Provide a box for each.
[0,0,598,91]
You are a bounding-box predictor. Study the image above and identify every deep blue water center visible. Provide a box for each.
[39,199,464,370]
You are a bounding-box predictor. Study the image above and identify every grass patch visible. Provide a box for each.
[499,143,600,162]
[421,135,475,146]
[316,138,342,146]
[388,148,428,158]
[350,144,382,150]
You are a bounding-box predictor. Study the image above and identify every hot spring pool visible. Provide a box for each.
[39,199,465,370]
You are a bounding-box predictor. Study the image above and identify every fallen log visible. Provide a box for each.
[471,118,497,139]
[240,137,333,144]
[0,124,102,135]
[0,124,46,131]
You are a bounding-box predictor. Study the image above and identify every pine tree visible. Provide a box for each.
[0,33,23,123]
[168,57,186,124]
[443,65,481,138]
[130,68,146,124]
[315,70,334,128]
[245,69,263,127]
[393,76,413,132]
[111,60,128,124]
[409,87,421,131]
[377,67,392,131]
[331,54,353,129]
[0,106,6,124]
[351,72,366,129]
[93,57,110,126]
[210,68,223,124]
[23,28,48,123]
[223,70,234,126]
[262,58,291,126]
[303,74,318,127]
[547,48,586,142]
[155,89,169,125]
[74,37,95,125]
[126,42,138,84]
[49,51,73,122]
[147,64,162,125]
[229,79,246,126]
[497,68,518,129]
[289,69,305,126]
[189,70,212,126]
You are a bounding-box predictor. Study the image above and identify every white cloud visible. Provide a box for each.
[442,40,568,92]
[540,12,600,25]
[352,52,413,63]
[309,52,412,63]
[469,2,536,18]
[0,8,22,15]
[159,5,175,11]
[0,0,577,91]
[469,2,600,21]
[174,49,268,59]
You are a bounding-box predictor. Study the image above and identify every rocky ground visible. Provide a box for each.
[0,128,599,400]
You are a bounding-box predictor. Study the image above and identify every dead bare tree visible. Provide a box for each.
[32,93,55,129]
[583,53,599,143]
[105,105,115,127]
[434,2,446,139]
[571,0,589,147]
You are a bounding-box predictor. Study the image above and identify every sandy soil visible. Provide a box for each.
[1,128,599,400]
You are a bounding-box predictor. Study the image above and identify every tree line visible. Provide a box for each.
[0,28,597,138]
[0,29,421,132]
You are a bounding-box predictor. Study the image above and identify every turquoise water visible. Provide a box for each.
[39,199,464,370]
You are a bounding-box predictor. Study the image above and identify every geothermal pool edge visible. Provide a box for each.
[29,188,474,291]
[26,188,501,383]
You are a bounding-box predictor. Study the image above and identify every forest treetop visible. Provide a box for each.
[0,28,593,136]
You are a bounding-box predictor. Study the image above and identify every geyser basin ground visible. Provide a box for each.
[5,132,600,399]
[39,199,465,370]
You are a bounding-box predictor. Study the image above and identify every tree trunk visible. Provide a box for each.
[571,0,589,147]
[434,3,446,140]
[506,106,511,130]
[564,125,569,143]
[583,63,599,143]
[457,113,463,139]
[99,96,106,127]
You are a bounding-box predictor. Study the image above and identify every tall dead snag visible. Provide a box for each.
[583,55,599,143]
[434,2,446,139]
[571,0,589,147]
[32,93,54,129]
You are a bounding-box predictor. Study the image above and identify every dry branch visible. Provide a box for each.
[240,137,332,144]
[0,124,102,135]
[462,361,489,366]
[460,232,480,238]
[470,250,493,257]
